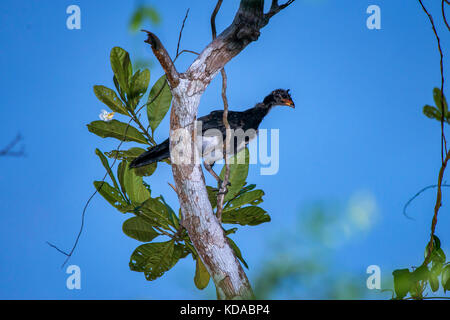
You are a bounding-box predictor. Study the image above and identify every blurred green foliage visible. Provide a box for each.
[127,2,162,69]
[253,194,382,299]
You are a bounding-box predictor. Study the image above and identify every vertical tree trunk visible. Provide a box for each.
[170,81,254,299]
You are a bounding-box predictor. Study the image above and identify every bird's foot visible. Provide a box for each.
[217,179,231,195]
[217,186,228,195]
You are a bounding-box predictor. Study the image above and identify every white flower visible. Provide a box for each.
[99,109,115,122]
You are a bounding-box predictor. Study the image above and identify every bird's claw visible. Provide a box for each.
[217,179,230,195]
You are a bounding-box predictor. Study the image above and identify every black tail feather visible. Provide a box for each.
[129,139,170,168]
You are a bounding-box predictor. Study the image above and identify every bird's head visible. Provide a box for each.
[263,89,295,108]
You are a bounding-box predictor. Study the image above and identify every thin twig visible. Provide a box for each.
[176,9,190,57]
[130,110,156,145]
[443,0,450,32]
[211,0,223,39]
[403,184,450,219]
[154,225,175,238]
[418,0,449,265]
[173,9,200,62]
[216,69,231,222]
[418,0,447,161]
[425,149,450,264]
[0,133,25,157]
[264,0,296,22]
[168,182,178,193]
[211,0,231,222]
[47,117,133,268]
[175,49,200,60]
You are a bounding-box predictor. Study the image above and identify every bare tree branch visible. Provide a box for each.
[265,0,295,21]
[142,30,180,88]
[185,0,295,90]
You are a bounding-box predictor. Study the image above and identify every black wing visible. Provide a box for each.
[198,110,247,135]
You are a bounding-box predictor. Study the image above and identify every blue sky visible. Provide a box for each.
[0,0,449,299]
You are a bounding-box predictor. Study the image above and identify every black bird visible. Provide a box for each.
[130,89,295,182]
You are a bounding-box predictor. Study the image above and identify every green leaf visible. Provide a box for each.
[431,261,443,275]
[129,6,160,31]
[224,227,238,235]
[110,47,132,95]
[147,75,172,133]
[129,240,179,281]
[108,150,156,178]
[95,149,119,190]
[129,69,150,109]
[433,87,448,114]
[227,237,249,269]
[426,236,445,265]
[220,148,250,202]
[236,184,256,197]
[442,265,450,293]
[129,10,144,31]
[134,162,157,177]
[93,85,128,115]
[411,265,429,282]
[122,216,159,242]
[93,181,127,209]
[392,269,412,299]
[194,257,210,290]
[431,235,441,250]
[123,163,150,204]
[433,248,446,263]
[423,105,441,121]
[117,161,127,198]
[143,7,161,24]
[224,189,264,212]
[222,206,271,226]
[430,272,440,292]
[113,75,122,97]
[105,147,147,161]
[160,195,179,230]
[140,197,172,229]
[87,120,148,144]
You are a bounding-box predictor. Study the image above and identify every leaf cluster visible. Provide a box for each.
[392,236,450,299]
[89,47,270,290]
[423,88,449,124]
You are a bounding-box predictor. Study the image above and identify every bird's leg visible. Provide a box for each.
[203,162,229,195]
